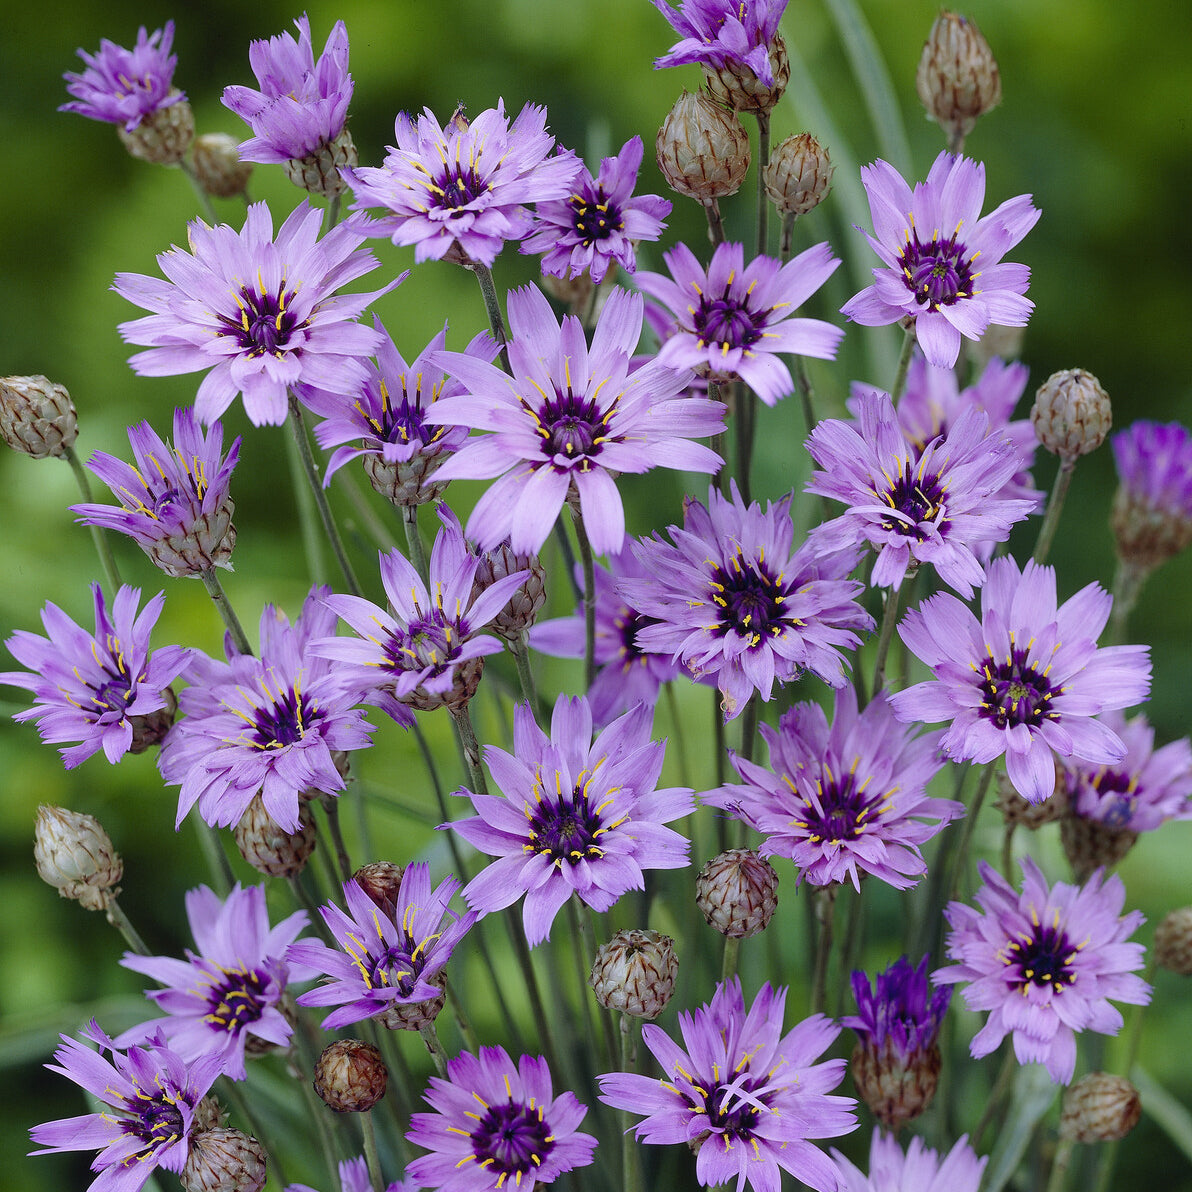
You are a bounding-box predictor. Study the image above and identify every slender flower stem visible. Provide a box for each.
[1001,823,1016,880]
[402,503,429,580]
[326,193,342,229]
[360,1110,384,1192]
[338,468,399,551]
[755,111,771,257]
[721,935,741,985]
[319,794,353,883]
[664,682,692,790]
[703,198,727,246]
[285,411,327,585]
[833,885,865,1018]
[469,262,512,374]
[619,1014,642,1192]
[192,816,235,896]
[572,505,597,689]
[568,899,607,1071]
[1109,559,1148,646]
[218,1075,284,1186]
[811,885,838,1015]
[450,702,489,797]
[509,633,540,712]
[503,908,562,1075]
[733,380,754,504]
[779,211,796,262]
[947,765,996,904]
[1045,1136,1076,1192]
[290,1018,346,1181]
[418,1021,450,1077]
[870,572,911,699]
[891,325,916,402]
[104,895,150,955]
[444,975,481,1053]
[974,1044,1018,1149]
[1033,458,1076,565]
[707,377,728,493]
[64,445,122,592]
[178,158,218,224]
[199,568,252,656]
[288,874,337,947]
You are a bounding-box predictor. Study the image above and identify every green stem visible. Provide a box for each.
[870,573,910,700]
[509,633,540,712]
[1033,458,1076,565]
[568,899,609,1072]
[755,111,771,257]
[444,975,481,1053]
[707,377,728,493]
[811,886,838,1015]
[360,1110,384,1192]
[721,934,741,984]
[338,468,399,551]
[178,158,218,223]
[1109,558,1148,646]
[64,445,122,592]
[469,263,512,374]
[833,884,865,1017]
[948,765,996,904]
[402,503,428,580]
[327,193,342,229]
[779,211,796,262]
[288,874,336,947]
[619,1014,642,1192]
[572,505,598,690]
[663,682,692,789]
[192,816,235,895]
[320,794,353,883]
[733,380,754,504]
[450,702,489,797]
[1046,1136,1076,1192]
[974,1044,1018,1150]
[1001,822,1016,881]
[104,895,150,955]
[219,1076,284,1186]
[199,568,252,656]
[703,197,727,246]
[504,907,562,1075]
[891,325,916,402]
[418,1021,450,1077]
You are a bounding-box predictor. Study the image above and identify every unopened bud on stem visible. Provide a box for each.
[0,375,78,459]
[916,11,1001,151]
[656,91,750,204]
[34,805,122,911]
[1032,369,1112,462]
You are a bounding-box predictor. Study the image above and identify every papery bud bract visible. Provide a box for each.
[1060,814,1138,884]
[233,794,317,878]
[656,91,750,203]
[705,32,790,114]
[351,860,406,922]
[314,1039,388,1112]
[996,770,1068,831]
[764,132,833,217]
[0,375,78,459]
[1154,907,1192,976]
[590,929,678,1019]
[282,128,357,199]
[192,133,253,198]
[695,848,778,938]
[1032,369,1112,461]
[916,12,1001,146]
[378,971,446,1031]
[471,544,547,642]
[1060,1073,1142,1143]
[118,94,194,164]
[180,1128,267,1192]
[34,805,122,911]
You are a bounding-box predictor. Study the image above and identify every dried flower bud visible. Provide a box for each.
[1154,907,1192,975]
[471,544,547,641]
[378,971,446,1031]
[399,656,485,713]
[192,1096,226,1134]
[282,129,357,200]
[705,32,790,114]
[996,769,1068,830]
[656,91,750,203]
[850,1036,942,1134]
[129,685,178,754]
[764,133,833,218]
[1059,1073,1142,1143]
[916,12,1001,147]
[117,93,194,164]
[695,848,778,938]
[234,794,317,879]
[590,929,678,1019]
[313,1039,388,1112]
[34,805,122,911]
[352,861,406,921]
[192,133,253,199]
[1032,369,1112,461]
[1060,813,1138,884]
[364,448,453,508]
[0,375,78,459]
[181,1127,267,1192]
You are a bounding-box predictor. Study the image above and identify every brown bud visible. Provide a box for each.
[191,133,253,199]
[399,656,485,713]
[313,1039,388,1112]
[695,848,778,938]
[364,445,453,508]
[1059,1073,1142,1143]
[34,805,122,911]
[1031,369,1112,461]
[282,129,357,199]
[181,1127,267,1192]
[764,133,833,218]
[0,375,78,459]
[1154,907,1192,975]
[192,1096,227,1134]
[129,686,178,753]
[656,91,750,203]
[118,94,194,165]
[471,544,547,641]
[352,861,406,921]
[996,769,1068,830]
[590,929,678,1019]
[377,971,446,1031]
[916,12,1001,148]
[705,32,790,114]
[1060,813,1138,884]
[234,794,317,879]
[1112,491,1192,575]
[851,1036,941,1134]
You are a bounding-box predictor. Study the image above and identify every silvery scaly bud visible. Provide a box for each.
[34,805,122,912]
[850,1036,942,1134]
[471,544,547,641]
[0,375,78,459]
[705,32,790,114]
[590,929,678,1019]
[695,848,778,938]
[916,12,1002,148]
[656,91,751,203]
[191,133,253,199]
[764,133,833,217]
[1060,813,1138,884]
[352,861,406,922]
[180,1128,267,1192]
[314,1039,388,1112]
[1059,1073,1142,1143]
[283,128,357,200]
[234,794,317,879]
[117,92,194,164]
[996,769,1068,830]
[378,972,446,1032]
[1154,907,1192,975]
[192,1096,226,1133]
[1031,369,1112,461]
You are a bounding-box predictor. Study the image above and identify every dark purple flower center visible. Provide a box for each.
[221,284,306,358]
[1088,769,1137,828]
[614,605,657,669]
[469,1098,556,1177]
[976,642,1061,730]
[898,225,978,309]
[250,685,317,749]
[569,187,623,246]
[692,293,764,355]
[682,1075,764,1142]
[879,461,950,539]
[526,389,618,469]
[383,619,461,679]
[526,769,621,865]
[90,665,135,716]
[433,165,487,214]
[1004,920,1080,994]
[793,764,889,843]
[708,547,791,647]
[364,942,421,995]
[365,378,446,447]
[121,1086,186,1155]
[204,964,270,1034]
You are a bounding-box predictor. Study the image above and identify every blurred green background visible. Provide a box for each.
[2,1,1191,1189]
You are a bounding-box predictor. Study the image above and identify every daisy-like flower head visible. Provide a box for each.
[598,978,856,1192]
[221,16,352,163]
[159,586,375,833]
[841,151,1041,369]
[29,1020,222,1192]
[343,100,581,267]
[889,556,1152,803]
[425,284,723,556]
[0,584,191,769]
[114,884,308,1081]
[113,200,402,427]
[706,685,958,889]
[60,22,183,131]
[832,1129,987,1192]
[406,1045,597,1192]
[521,136,671,284]
[651,0,788,87]
[624,483,872,721]
[935,858,1151,1084]
[71,407,241,578]
[1110,420,1192,572]
[635,239,843,406]
[288,862,477,1030]
[806,389,1037,597]
[450,694,694,946]
[845,955,952,1067]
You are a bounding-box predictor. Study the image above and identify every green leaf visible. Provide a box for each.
[982,1062,1060,1192]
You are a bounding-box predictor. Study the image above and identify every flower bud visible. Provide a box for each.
[996,769,1068,830]
[851,1036,941,1134]
[378,971,446,1031]
[129,686,178,754]
[181,1127,267,1192]
[282,129,357,200]
[400,656,485,713]
[1060,813,1138,884]
[193,1096,227,1134]
[352,861,406,922]
[313,1039,388,1112]
[764,133,833,218]
[234,794,317,879]
[916,12,1001,147]
[191,133,253,199]
[695,848,778,938]
[590,929,678,1019]
[471,544,547,642]
[117,93,194,164]
[705,33,790,114]
[1154,907,1192,976]
[0,375,78,459]
[1059,1073,1142,1143]
[656,91,750,204]
[364,446,453,508]
[1031,369,1112,461]
[34,805,122,912]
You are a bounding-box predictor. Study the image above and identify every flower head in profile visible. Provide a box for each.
[406,1046,597,1192]
[287,1156,416,1192]
[707,686,958,889]
[841,151,1040,368]
[450,695,694,946]
[113,201,400,427]
[890,556,1152,802]
[425,284,723,556]
[651,0,788,87]
[522,136,671,284]
[1,584,190,769]
[29,1020,222,1192]
[598,978,855,1192]
[1110,420,1192,572]
[935,858,1150,1084]
[833,1129,986,1192]
[60,22,183,131]
[635,239,843,406]
[115,884,308,1080]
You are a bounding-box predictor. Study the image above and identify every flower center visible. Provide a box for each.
[1004,919,1081,994]
[250,685,316,749]
[526,770,621,865]
[383,619,460,679]
[569,189,623,245]
[222,284,305,357]
[122,1088,186,1154]
[365,943,419,995]
[204,964,269,1034]
[976,641,1061,730]
[367,378,445,447]
[692,295,763,354]
[90,665,135,715]
[708,548,790,647]
[686,1075,765,1141]
[615,606,656,669]
[793,763,890,843]
[897,223,978,308]
[527,388,618,469]
[1088,768,1137,827]
[879,461,949,539]
[469,1099,556,1177]
[435,165,486,214]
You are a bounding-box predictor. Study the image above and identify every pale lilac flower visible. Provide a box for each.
[287,1156,416,1192]
[935,858,1150,1084]
[1111,420,1192,569]
[833,1129,986,1192]
[598,978,855,1192]
[651,0,789,87]
[841,152,1040,369]
[1,584,190,769]
[844,955,952,1068]
[890,557,1152,803]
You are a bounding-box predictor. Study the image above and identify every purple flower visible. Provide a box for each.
[521,136,671,284]
[651,0,789,87]
[598,979,855,1192]
[60,23,183,131]
[832,1129,987,1192]
[1,584,190,769]
[288,863,477,1030]
[159,586,374,832]
[406,1046,597,1192]
[1111,420,1192,568]
[114,884,307,1080]
[624,483,872,721]
[635,240,843,406]
[450,695,694,946]
[70,407,240,577]
[113,201,400,427]
[841,152,1040,369]
[806,389,1036,597]
[425,284,723,556]
[706,686,958,889]
[221,16,352,163]
[29,1020,222,1192]
[287,1157,416,1192]
[889,556,1152,803]
[844,955,952,1066]
[343,101,581,267]
[935,858,1150,1084]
